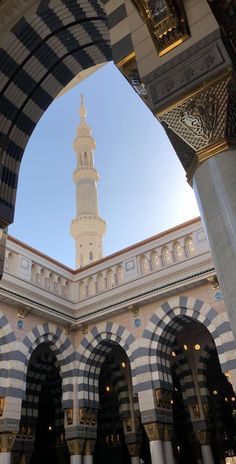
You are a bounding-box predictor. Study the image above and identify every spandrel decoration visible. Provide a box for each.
[131,0,190,56]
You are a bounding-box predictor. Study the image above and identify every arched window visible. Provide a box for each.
[162,246,172,266]
[97,273,105,292]
[185,237,195,257]
[89,251,93,262]
[107,270,115,289]
[116,265,124,285]
[79,281,86,299]
[140,255,149,274]
[173,241,184,262]
[150,251,159,271]
[88,277,95,295]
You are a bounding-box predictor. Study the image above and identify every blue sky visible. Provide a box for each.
[9,62,199,268]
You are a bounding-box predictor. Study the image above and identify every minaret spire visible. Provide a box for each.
[71,96,106,268]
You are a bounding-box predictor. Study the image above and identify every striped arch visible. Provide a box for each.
[0,0,112,226]
[21,348,63,430]
[21,322,75,408]
[76,322,138,408]
[139,296,236,392]
[0,312,19,397]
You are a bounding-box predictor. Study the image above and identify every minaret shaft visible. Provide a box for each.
[71,96,106,268]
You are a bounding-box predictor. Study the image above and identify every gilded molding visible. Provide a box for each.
[144,422,164,441]
[163,424,173,441]
[0,432,16,452]
[127,442,141,457]
[83,439,96,455]
[158,72,236,181]
[67,438,85,455]
[195,429,211,446]
[116,52,147,100]
[155,389,172,409]
[130,0,190,56]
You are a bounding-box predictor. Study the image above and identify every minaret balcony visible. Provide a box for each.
[73,135,96,153]
[73,167,99,183]
[71,215,106,238]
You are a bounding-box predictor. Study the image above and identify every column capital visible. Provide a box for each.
[83,439,96,456]
[0,432,16,452]
[127,442,141,458]
[158,72,236,181]
[144,422,164,441]
[195,429,211,446]
[163,424,173,442]
[67,438,85,455]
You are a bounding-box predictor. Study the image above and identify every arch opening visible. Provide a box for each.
[12,342,69,464]
[155,316,236,464]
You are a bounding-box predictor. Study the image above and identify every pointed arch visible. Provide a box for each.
[21,323,75,408]
[76,322,138,408]
[138,296,236,393]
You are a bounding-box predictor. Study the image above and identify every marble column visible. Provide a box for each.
[201,444,214,464]
[127,442,141,464]
[158,72,236,345]
[196,430,214,464]
[144,422,165,464]
[66,438,84,464]
[0,453,11,464]
[70,455,82,464]
[163,424,175,464]
[193,150,236,344]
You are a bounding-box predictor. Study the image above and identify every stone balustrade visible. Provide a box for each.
[2,219,211,307]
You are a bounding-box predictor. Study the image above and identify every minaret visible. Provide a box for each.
[71,95,106,268]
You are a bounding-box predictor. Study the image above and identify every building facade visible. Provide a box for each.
[0,218,235,463]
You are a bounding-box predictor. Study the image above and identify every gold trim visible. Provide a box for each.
[159,34,189,57]
[187,139,236,183]
[197,140,235,163]
[116,52,136,69]
[156,69,232,117]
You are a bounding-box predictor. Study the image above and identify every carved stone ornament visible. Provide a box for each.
[144,422,164,441]
[158,72,236,180]
[130,0,190,56]
[0,432,16,452]
[83,439,96,455]
[67,438,85,455]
